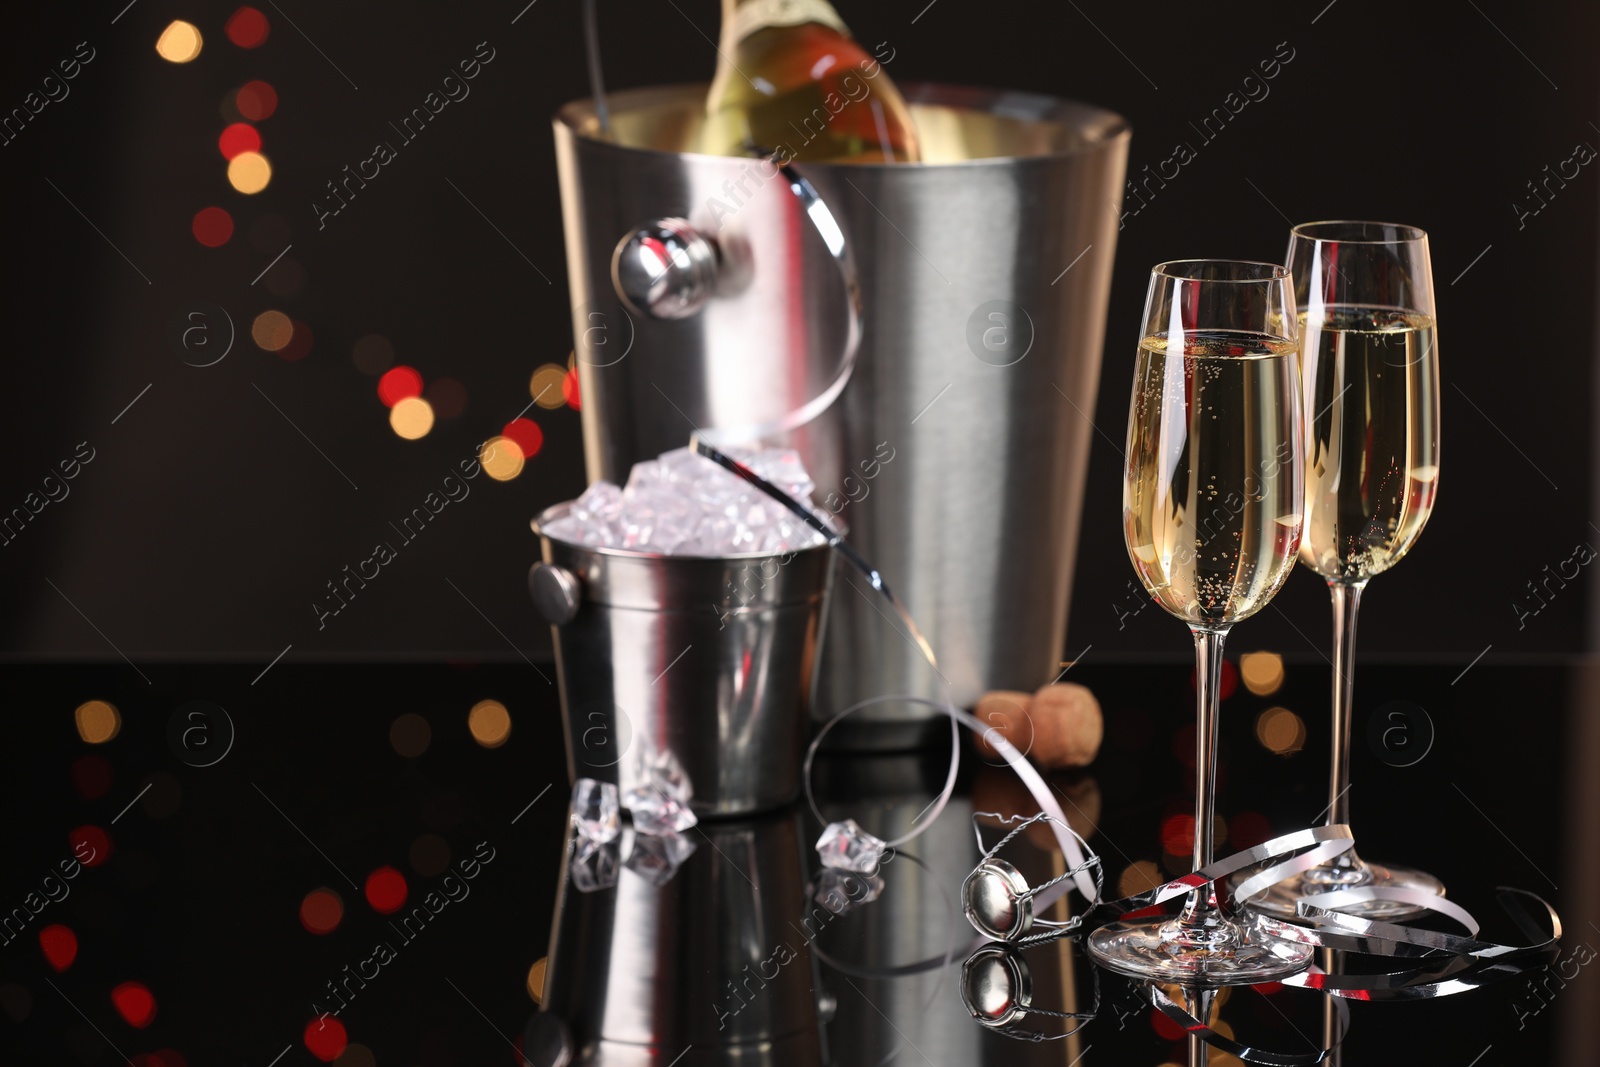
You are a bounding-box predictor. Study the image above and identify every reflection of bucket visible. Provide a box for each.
[529,502,832,816]
[533,810,821,1065]
[555,84,1129,738]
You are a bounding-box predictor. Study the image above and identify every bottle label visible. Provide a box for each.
[730,0,848,41]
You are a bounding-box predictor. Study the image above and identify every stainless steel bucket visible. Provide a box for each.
[554,83,1129,736]
[530,503,832,815]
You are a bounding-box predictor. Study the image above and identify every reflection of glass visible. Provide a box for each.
[1256,222,1443,920]
[1088,260,1311,983]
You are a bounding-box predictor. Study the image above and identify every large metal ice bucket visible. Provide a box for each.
[554,83,1129,736]
[530,503,832,815]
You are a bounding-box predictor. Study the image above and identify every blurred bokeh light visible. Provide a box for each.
[480,436,524,481]
[218,122,261,160]
[1239,651,1285,696]
[352,335,394,376]
[224,7,271,49]
[191,206,234,247]
[235,80,278,121]
[468,699,512,748]
[38,925,77,973]
[1255,706,1307,755]
[299,888,344,935]
[303,1015,347,1062]
[408,834,450,877]
[424,377,467,420]
[227,151,272,194]
[529,364,568,408]
[389,712,431,757]
[156,22,203,64]
[74,700,120,743]
[110,981,157,1028]
[363,866,408,914]
[502,418,543,459]
[389,396,435,440]
[251,310,293,352]
[377,366,423,407]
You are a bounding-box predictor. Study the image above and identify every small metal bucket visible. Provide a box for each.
[529,502,833,816]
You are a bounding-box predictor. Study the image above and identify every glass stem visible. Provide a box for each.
[1178,626,1227,931]
[1187,986,1216,1066]
[1326,581,1366,834]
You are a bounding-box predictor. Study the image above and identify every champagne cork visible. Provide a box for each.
[975,683,1103,770]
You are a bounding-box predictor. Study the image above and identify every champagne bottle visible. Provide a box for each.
[701,0,920,163]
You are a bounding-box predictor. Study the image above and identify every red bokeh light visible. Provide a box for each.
[502,418,544,458]
[279,320,314,362]
[1160,813,1195,856]
[304,1015,347,1062]
[562,367,581,410]
[111,981,157,1028]
[299,888,344,935]
[364,866,408,914]
[236,80,278,121]
[192,206,234,248]
[1188,659,1238,700]
[218,123,261,161]
[1150,1006,1186,1041]
[70,755,114,800]
[225,7,271,49]
[39,924,78,972]
[1230,810,1273,850]
[69,825,112,867]
[377,366,423,408]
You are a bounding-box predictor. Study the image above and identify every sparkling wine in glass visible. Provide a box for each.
[1087,260,1312,983]
[1251,221,1443,920]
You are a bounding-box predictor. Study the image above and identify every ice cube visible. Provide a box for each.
[570,778,620,845]
[624,787,698,836]
[541,445,827,558]
[749,449,816,499]
[816,819,886,874]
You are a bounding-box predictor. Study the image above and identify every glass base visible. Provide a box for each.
[1086,911,1313,984]
[1241,852,1445,921]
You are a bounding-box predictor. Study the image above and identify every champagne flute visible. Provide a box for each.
[1087,260,1312,982]
[1252,222,1443,920]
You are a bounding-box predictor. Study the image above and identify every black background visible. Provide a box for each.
[2,0,1595,668]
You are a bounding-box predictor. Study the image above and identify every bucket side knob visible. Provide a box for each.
[529,562,582,625]
[611,218,719,320]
